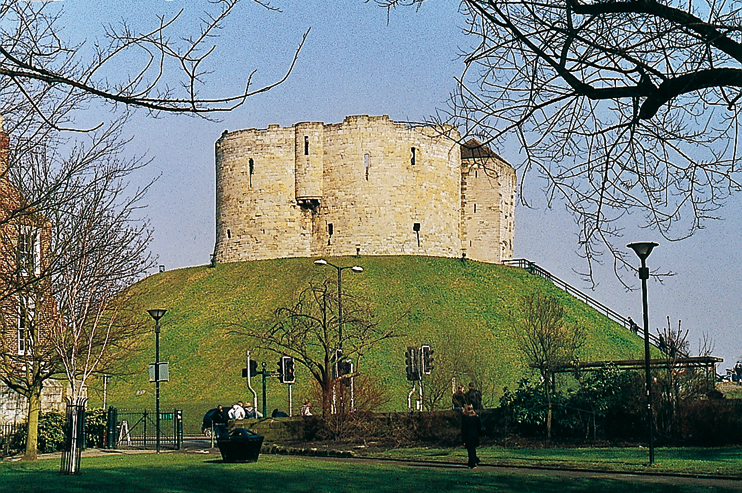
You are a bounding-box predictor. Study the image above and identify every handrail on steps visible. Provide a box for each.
[502,258,664,349]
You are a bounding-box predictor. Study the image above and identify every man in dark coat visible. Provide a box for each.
[461,404,483,468]
[466,382,482,410]
[212,405,228,438]
[452,385,467,410]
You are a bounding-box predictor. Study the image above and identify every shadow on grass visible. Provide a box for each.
[0,453,739,493]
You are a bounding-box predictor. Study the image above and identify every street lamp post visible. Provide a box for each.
[147,308,167,454]
[313,259,363,350]
[314,259,363,414]
[627,242,658,466]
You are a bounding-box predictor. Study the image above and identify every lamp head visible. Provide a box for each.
[147,309,167,322]
[351,266,364,273]
[627,242,658,261]
[314,259,328,266]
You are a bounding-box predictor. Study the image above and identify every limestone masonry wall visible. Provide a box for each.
[214,115,516,264]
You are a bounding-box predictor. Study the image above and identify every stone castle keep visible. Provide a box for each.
[213,115,515,264]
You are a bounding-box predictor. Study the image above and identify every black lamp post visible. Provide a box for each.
[313,259,363,350]
[627,241,658,465]
[147,308,167,454]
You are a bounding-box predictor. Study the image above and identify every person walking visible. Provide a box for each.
[461,404,483,469]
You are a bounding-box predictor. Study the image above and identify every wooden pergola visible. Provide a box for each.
[540,356,723,385]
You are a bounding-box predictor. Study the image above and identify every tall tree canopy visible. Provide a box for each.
[381,0,742,280]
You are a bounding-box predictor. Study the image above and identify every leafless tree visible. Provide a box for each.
[421,329,490,412]
[653,316,715,440]
[0,1,308,131]
[236,277,400,417]
[379,0,742,283]
[0,121,153,460]
[514,292,585,439]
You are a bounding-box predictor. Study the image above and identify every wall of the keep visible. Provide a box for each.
[214,115,514,264]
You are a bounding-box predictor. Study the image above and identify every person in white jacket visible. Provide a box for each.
[228,401,246,420]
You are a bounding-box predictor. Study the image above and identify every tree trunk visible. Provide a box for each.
[322,373,333,417]
[23,384,42,461]
[545,373,553,440]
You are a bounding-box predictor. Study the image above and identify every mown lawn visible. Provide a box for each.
[1,451,740,493]
[100,256,647,431]
[366,444,742,477]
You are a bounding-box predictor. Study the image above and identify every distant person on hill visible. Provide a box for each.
[461,404,483,469]
[466,383,482,410]
[228,401,246,420]
[627,317,639,335]
[452,385,467,410]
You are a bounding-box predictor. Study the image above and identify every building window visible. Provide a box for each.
[18,225,40,276]
[474,169,478,178]
[364,154,370,181]
[227,229,231,239]
[304,136,309,156]
[410,147,416,166]
[17,298,34,356]
[249,158,254,188]
[327,223,333,246]
[413,222,421,247]
[474,204,477,213]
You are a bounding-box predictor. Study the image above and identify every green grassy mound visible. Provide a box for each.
[99,256,644,430]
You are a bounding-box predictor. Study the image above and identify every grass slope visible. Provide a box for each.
[100,257,644,426]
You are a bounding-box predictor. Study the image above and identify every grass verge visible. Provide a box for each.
[1,451,740,493]
[364,444,742,477]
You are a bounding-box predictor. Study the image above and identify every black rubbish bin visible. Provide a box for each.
[216,428,264,463]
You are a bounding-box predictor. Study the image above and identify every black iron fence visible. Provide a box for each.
[0,422,22,456]
[111,408,183,450]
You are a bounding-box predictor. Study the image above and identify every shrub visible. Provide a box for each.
[3,407,109,455]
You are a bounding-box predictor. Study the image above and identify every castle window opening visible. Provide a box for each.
[410,147,416,166]
[474,204,477,213]
[413,222,421,247]
[328,223,334,245]
[475,169,478,178]
[249,158,254,188]
[304,136,309,155]
[227,229,231,239]
[364,154,370,181]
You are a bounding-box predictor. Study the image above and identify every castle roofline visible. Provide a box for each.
[461,138,509,165]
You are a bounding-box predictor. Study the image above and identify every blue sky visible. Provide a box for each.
[54,0,742,370]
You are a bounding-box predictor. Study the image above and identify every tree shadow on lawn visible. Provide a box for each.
[0,454,737,493]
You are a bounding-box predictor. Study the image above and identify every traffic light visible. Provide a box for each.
[338,359,352,377]
[421,345,434,374]
[243,360,259,378]
[405,346,419,381]
[280,355,295,384]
